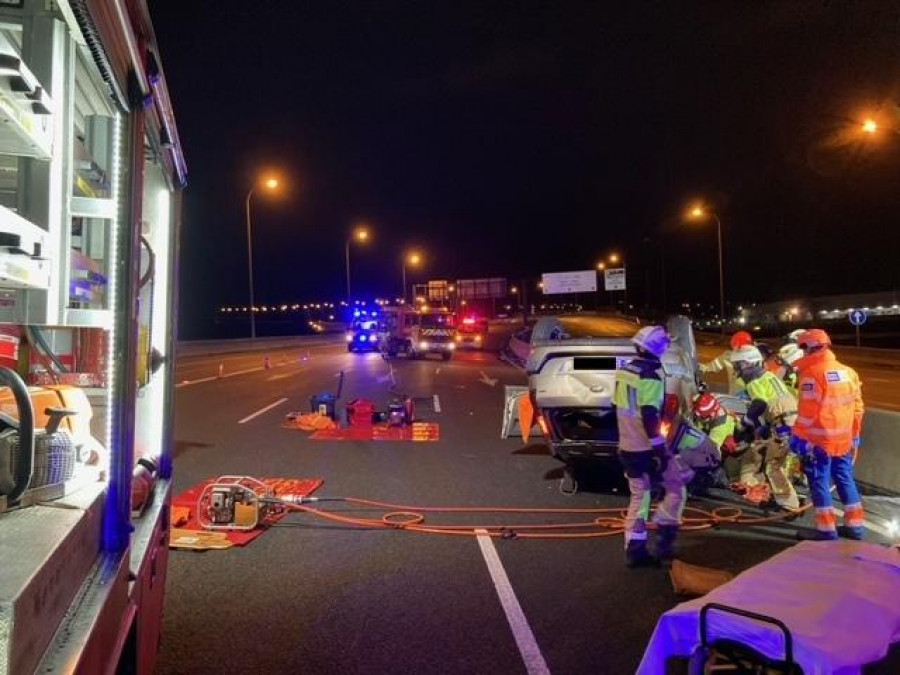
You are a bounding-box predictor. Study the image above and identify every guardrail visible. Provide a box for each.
[856,409,900,495]
[176,333,345,357]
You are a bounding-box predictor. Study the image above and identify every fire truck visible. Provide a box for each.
[379,306,457,361]
[0,2,184,673]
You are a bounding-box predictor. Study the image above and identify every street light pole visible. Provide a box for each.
[401,262,407,305]
[345,239,352,303]
[245,188,257,340]
[714,213,725,337]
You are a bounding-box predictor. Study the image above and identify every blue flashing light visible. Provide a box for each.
[353,310,361,318]
[359,335,368,342]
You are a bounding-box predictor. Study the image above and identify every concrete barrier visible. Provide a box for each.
[856,409,900,495]
[177,334,345,357]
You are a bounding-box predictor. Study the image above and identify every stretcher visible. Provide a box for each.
[638,541,900,674]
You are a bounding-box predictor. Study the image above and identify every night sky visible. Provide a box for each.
[149,1,900,339]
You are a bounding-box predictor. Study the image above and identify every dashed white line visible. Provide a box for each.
[433,394,442,413]
[475,529,550,675]
[176,366,265,389]
[238,397,288,424]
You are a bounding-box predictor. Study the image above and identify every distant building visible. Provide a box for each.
[741,291,900,327]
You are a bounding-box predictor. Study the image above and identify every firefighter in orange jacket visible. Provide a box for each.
[788,329,865,540]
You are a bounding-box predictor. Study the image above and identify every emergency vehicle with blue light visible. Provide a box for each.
[379,306,457,360]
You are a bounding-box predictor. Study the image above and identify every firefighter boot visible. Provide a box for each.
[655,525,679,567]
[625,540,658,568]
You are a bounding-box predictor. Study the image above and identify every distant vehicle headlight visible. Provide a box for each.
[419,341,429,350]
[447,342,456,350]
[475,335,482,342]
[345,333,353,342]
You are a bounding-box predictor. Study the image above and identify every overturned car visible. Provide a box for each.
[524,316,701,491]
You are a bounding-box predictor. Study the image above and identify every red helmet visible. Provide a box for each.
[693,392,724,421]
[797,328,831,353]
[730,331,753,350]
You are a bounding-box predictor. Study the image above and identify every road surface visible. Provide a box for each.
[162,331,898,674]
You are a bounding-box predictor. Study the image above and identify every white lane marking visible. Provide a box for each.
[175,366,265,389]
[475,530,550,675]
[479,371,499,387]
[435,367,441,375]
[433,394,442,413]
[238,397,288,424]
[176,376,217,389]
[867,377,891,383]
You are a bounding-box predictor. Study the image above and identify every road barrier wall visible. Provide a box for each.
[177,334,344,357]
[857,408,900,494]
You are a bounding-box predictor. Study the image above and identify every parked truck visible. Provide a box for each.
[380,306,458,361]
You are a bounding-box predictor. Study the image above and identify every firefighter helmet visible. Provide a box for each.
[631,325,670,358]
[693,392,724,421]
[787,329,805,343]
[728,345,763,366]
[778,343,803,365]
[797,328,831,353]
[730,331,753,350]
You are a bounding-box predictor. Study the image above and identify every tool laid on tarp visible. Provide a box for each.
[169,476,323,549]
[309,370,344,420]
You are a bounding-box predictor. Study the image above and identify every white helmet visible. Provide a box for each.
[778,343,803,365]
[631,325,670,358]
[728,345,763,366]
[787,329,805,343]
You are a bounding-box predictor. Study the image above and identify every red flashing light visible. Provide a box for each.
[463,317,476,325]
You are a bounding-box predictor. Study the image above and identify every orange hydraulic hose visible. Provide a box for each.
[284,497,812,540]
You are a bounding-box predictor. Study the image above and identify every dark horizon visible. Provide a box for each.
[150,2,900,339]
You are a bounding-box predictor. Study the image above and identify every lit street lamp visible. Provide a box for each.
[245,176,279,339]
[402,251,422,304]
[687,203,726,336]
[598,253,627,310]
[862,118,878,135]
[345,224,370,303]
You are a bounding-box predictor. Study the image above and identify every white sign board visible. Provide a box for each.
[541,270,597,295]
[604,268,626,291]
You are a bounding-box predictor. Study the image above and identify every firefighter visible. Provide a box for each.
[729,345,800,509]
[692,392,738,456]
[614,325,685,568]
[684,392,736,494]
[789,329,865,541]
[776,343,803,393]
[699,330,753,395]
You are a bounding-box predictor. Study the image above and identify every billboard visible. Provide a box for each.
[604,268,626,291]
[457,277,507,299]
[541,270,597,295]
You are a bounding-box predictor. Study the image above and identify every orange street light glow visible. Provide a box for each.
[265,177,279,190]
[862,119,878,134]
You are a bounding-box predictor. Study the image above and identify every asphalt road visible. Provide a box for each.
[162,332,899,674]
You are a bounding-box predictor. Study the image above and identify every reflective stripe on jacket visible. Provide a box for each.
[614,357,664,452]
[700,350,743,395]
[793,349,864,456]
[745,371,798,425]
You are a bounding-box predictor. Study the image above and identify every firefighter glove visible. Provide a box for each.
[788,434,812,457]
